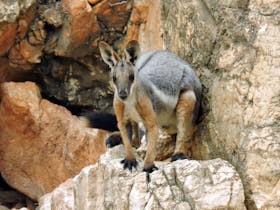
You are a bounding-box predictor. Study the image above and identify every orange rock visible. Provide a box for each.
[94,0,132,31]
[124,0,163,52]
[17,4,37,40]
[9,39,43,68]
[56,0,100,57]
[0,82,108,200]
[0,22,17,56]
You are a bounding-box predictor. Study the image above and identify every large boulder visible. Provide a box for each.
[0,82,108,200]
[39,145,246,210]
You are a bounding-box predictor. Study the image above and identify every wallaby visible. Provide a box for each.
[98,40,202,173]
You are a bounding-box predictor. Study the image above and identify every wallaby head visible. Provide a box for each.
[99,40,140,101]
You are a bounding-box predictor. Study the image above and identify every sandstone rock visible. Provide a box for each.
[133,0,164,52]
[55,0,99,57]
[0,23,17,56]
[39,179,73,210]
[38,145,246,210]
[41,7,63,28]
[159,0,280,209]
[0,82,108,200]
[0,1,279,209]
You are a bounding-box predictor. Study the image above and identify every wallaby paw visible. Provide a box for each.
[121,158,138,171]
[171,153,190,161]
[143,165,158,174]
[106,134,122,148]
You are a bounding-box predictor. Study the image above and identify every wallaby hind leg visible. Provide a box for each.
[172,90,196,161]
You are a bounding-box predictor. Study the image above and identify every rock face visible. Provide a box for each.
[157,1,280,209]
[0,82,108,200]
[0,0,279,209]
[39,145,246,210]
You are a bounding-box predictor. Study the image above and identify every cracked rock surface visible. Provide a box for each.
[39,146,246,210]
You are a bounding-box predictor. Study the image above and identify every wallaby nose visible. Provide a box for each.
[118,90,128,100]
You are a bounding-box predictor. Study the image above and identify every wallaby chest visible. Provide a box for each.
[123,95,143,123]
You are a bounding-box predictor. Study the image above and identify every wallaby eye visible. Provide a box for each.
[112,75,117,83]
[129,74,134,82]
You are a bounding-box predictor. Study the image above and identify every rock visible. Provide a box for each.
[0,1,37,57]
[41,7,63,28]
[38,145,246,210]
[158,1,280,209]
[39,179,73,210]
[0,23,17,56]
[0,205,9,210]
[55,0,99,57]
[0,82,108,200]
[0,0,279,209]
[129,0,163,52]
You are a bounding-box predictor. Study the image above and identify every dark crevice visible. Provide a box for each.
[0,174,37,209]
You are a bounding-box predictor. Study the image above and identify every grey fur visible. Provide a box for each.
[136,50,202,124]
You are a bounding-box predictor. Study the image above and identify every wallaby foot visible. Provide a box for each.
[106,132,122,148]
[143,165,158,174]
[171,153,190,161]
[121,158,138,171]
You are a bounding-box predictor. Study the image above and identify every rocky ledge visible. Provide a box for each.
[39,146,246,210]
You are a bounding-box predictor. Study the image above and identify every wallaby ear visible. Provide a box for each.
[124,40,140,65]
[99,41,120,69]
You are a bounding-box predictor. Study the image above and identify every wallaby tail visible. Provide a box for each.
[80,112,119,132]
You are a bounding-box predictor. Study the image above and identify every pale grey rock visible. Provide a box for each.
[160,0,280,209]
[38,146,245,210]
[0,0,37,23]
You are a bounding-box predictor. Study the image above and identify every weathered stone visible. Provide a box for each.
[9,39,43,68]
[159,0,280,209]
[39,179,74,210]
[0,1,279,209]
[38,145,246,210]
[126,0,163,52]
[0,0,37,23]
[0,23,17,56]
[41,7,63,28]
[55,0,98,57]
[17,3,37,40]
[0,82,108,200]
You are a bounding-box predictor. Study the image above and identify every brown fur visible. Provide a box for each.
[174,90,196,156]
[136,93,158,169]
[131,122,140,148]
[99,40,199,172]
[113,97,136,160]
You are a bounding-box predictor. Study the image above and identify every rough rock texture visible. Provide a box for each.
[157,0,280,209]
[39,179,74,210]
[0,0,136,110]
[0,82,108,200]
[0,0,279,209]
[38,145,246,210]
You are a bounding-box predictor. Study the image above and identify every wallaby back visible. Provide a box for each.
[136,50,202,124]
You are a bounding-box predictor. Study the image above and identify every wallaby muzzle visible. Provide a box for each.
[118,89,128,100]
